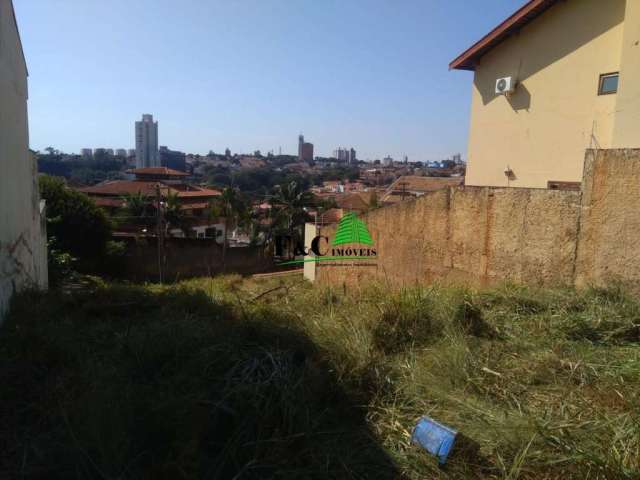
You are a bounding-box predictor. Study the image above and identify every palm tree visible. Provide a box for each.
[164,191,191,237]
[210,187,251,269]
[269,181,315,258]
[122,191,152,230]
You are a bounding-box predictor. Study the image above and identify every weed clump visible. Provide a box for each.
[372,293,441,354]
[453,297,498,339]
[559,286,640,345]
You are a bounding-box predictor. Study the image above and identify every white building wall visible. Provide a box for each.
[0,0,48,323]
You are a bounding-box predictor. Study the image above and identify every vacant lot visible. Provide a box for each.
[1,274,639,479]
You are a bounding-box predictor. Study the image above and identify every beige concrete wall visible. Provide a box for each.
[612,0,640,147]
[316,186,581,289]
[315,149,640,291]
[465,0,625,188]
[575,149,640,287]
[0,1,48,322]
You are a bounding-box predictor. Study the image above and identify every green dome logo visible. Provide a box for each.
[332,212,374,246]
[276,212,377,266]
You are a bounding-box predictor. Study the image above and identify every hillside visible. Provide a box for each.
[1,275,639,479]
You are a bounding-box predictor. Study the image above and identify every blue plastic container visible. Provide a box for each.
[411,416,458,465]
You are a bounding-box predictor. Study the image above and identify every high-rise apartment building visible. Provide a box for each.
[298,134,314,162]
[301,142,314,162]
[334,147,357,164]
[93,148,110,157]
[159,146,187,172]
[135,114,159,168]
[80,148,93,158]
[334,148,346,162]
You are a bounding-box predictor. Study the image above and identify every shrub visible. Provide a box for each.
[39,175,112,263]
[46,237,76,286]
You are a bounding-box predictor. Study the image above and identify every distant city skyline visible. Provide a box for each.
[14,0,524,162]
[62,141,462,164]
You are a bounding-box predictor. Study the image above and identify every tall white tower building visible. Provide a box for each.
[135,114,159,168]
[298,134,304,161]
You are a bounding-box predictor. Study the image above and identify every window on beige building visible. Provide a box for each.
[598,72,619,95]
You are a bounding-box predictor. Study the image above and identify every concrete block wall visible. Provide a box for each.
[118,237,275,282]
[316,148,638,291]
[575,149,640,287]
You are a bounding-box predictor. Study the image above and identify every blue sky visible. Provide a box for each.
[14,0,522,161]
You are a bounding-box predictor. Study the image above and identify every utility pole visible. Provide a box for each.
[399,181,409,200]
[156,183,164,283]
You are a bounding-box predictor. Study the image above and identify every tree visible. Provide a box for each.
[122,191,153,228]
[269,181,314,258]
[210,187,251,268]
[347,169,360,182]
[165,191,192,237]
[39,175,113,265]
[368,190,380,211]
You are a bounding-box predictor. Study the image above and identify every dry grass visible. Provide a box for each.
[1,275,639,479]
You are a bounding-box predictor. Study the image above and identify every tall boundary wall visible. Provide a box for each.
[0,1,48,324]
[117,236,275,282]
[575,149,640,287]
[314,149,640,290]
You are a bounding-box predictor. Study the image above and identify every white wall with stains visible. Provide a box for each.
[0,0,48,322]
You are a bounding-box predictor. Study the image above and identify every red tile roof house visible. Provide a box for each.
[77,167,225,239]
[381,176,464,205]
[334,191,377,214]
[317,208,344,225]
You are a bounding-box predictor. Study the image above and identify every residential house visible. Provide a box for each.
[335,191,376,214]
[238,156,266,169]
[283,162,313,174]
[312,180,366,195]
[313,191,379,225]
[382,176,463,205]
[451,0,640,189]
[0,0,48,321]
[317,208,345,225]
[77,167,225,240]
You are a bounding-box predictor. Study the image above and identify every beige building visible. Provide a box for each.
[0,0,48,322]
[451,0,640,189]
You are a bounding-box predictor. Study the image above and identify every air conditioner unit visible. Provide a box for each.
[495,76,516,95]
